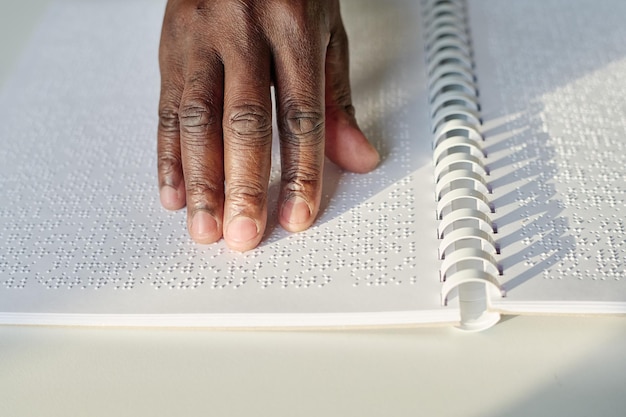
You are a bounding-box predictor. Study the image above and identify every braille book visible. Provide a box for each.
[1,0,625,331]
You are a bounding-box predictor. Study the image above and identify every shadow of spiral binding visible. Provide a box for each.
[422,0,503,331]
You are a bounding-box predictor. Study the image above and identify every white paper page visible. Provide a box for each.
[0,0,452,326]
[468,0,626,312]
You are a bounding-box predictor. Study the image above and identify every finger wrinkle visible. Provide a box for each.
[158,107,180,132]
[226,187,267,216]
[226,104,272,139]
[158,152,182,173]
[179,100,220,135]
[279,104,324,139]
[227,189,267,206]
[186,178,223,199]
[280,171,320,192]
[226,177,267,197]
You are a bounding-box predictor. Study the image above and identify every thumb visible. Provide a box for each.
[324,19,380,173]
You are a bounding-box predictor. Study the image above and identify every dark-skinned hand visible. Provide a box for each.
[157,0,380,251]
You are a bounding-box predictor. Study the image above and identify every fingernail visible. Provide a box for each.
[191,211,218,241]
[160,185,180,209]
[281,196,311,225]
[227,216,259,244]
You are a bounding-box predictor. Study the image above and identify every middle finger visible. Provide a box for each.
[222,43,273,251]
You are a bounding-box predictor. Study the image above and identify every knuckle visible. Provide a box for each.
[172,0,210,25]
[158,106,180,133]
[221,0,252,23]
[226,181,267,208]
[179,99,219,135]
[343,104,356,118]
[281,165,321,193]
[333,83,352,104]
[273,2,321,33]
[268,2,331,50]
[282,105,324,141]
[158,152,182,176]
[226,104,272,140]
[186,177,223,201]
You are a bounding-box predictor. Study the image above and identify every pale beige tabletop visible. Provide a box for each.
[1,2,626,417]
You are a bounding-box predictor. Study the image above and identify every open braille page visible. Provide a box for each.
[0,0,454,327]
[468,0,626,314]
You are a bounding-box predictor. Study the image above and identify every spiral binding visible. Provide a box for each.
[422,0,504,325]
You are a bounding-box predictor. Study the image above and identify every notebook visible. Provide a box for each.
[0,0,624,331]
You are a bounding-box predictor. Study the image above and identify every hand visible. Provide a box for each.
[157,0,380,251]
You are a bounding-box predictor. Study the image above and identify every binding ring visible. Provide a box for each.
[423,0,503,311]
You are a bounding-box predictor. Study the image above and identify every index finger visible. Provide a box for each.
[271,13,328,233]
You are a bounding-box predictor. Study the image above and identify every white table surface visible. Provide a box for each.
[2,2,626,417]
